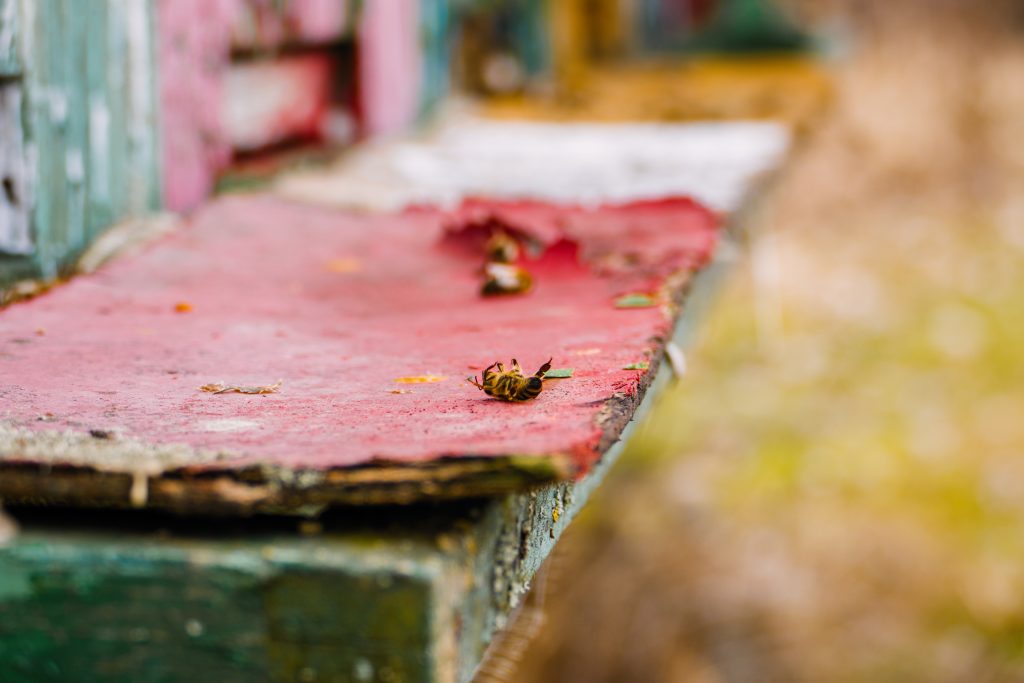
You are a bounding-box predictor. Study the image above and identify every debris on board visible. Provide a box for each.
[544,368,575,379]
[199,380,283,394]
[325,257,361,273]
[393,375,448,384]
[623,361,650,370]
[614,293,659,309]
[174,301,194,313]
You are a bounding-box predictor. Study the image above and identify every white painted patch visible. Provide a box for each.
[198,418,262,433]
[65,147,85,183]
[0,84,32,254]
[89,95,111,203]
[47,88,68,124]
[277,117,791,213]
[123,0,156,212]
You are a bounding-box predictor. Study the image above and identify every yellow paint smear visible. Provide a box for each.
[394,375,448,384]
[326,258,361,274]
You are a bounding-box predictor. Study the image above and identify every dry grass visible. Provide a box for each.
[507,5,1024,683]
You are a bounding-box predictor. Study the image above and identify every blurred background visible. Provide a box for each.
[498,2,1024,682]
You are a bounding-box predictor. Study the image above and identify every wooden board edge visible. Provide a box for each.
[0,454,572,515]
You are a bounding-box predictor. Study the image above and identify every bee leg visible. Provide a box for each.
[496,362,505,374]
[534,357,553,379]
[511,358,523,375]
[466,375,484,389]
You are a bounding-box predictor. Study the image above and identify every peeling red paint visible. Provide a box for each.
[0,196,718,477]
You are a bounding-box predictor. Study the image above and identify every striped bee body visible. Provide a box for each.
[467,358,552,402]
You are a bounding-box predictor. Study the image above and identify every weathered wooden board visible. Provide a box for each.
[0,194,718,512]
[0,245,733,683]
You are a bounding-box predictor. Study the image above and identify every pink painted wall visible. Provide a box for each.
[357,0,423,137]
[158,0,236,211]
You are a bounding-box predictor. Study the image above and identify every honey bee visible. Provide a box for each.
[485,230,521,263]
[481,262,533,296]
[467,358,552,402]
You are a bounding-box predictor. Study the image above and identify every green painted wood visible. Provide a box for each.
[0,0,20,77]
[0,527,441,683]
[0,246,734,682]
[0,0,160,288]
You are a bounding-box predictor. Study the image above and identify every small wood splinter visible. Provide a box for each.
[199,380,282,395]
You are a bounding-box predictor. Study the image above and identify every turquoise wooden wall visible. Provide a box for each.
[0,0,160,288]
[419,0,451,118]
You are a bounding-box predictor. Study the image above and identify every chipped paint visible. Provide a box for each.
[197,418,262,433]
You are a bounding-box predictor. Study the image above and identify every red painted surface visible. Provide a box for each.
[0,196,718,475]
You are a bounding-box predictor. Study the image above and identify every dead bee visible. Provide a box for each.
[467,358,552,402]
[481,262,533,296]
[485,230,521,263]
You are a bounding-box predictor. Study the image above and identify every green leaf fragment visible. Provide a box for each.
[544,368,575,379]
[623,361,649,370]
[614,293,658,308]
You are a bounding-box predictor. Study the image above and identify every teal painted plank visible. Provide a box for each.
[0,0,161,287]
[116,0,160,214]
[0,0,19,77]
[20,0,73,278]
[61,0,90,257]
[85,0,114,238]
[0,530,439,683]
[419,0,450,118]
[86,0,160,242]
